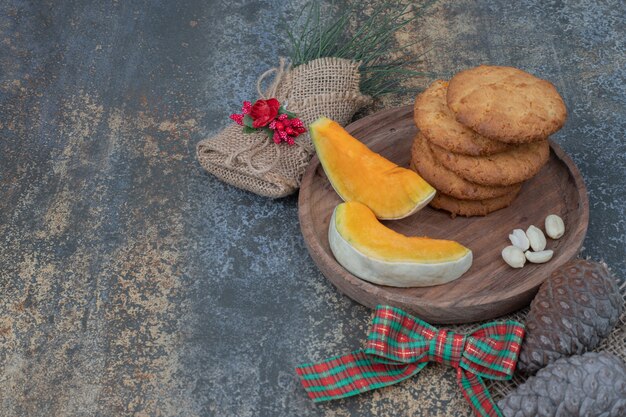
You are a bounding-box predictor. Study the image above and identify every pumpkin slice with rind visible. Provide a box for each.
[329,201,472,287]
[310,117,435,219]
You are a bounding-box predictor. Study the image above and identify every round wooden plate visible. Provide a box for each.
[298,105,589,324]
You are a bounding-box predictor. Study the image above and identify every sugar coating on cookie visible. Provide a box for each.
[410,133,520,200]
[430,139,550,187]
[430,188,521,217]
[414,80,512,156]
[447,66,567,143]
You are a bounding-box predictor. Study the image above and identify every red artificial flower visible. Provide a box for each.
[249,98,280,128]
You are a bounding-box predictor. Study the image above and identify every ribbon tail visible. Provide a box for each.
[457,368,503,417]
[296,349,425,403]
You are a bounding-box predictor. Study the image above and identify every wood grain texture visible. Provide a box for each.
[298,105,589,324]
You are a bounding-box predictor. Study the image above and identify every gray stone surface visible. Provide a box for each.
[0,0,623,416]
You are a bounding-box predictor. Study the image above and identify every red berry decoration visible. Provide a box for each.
[229,113,244,125]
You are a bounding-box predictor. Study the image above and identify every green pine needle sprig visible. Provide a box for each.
[285,1,434,97]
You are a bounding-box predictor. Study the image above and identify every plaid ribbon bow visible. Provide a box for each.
[296,306,525,417]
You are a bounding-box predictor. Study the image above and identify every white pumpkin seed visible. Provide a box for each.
[526,225,547,251]
[509,229,530,251]
[525,250,554,264]
[545,214,565,239]
[502,246,526,268]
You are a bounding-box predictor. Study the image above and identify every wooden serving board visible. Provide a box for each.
[298,105,589,324]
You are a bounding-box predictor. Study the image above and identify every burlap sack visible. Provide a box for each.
[197,57,372,198]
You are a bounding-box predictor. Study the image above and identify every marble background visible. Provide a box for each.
[0,0,624,415]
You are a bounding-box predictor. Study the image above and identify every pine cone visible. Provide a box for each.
[518,259,623,373]
[498,352,626,417]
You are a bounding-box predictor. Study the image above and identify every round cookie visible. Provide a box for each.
[410,133,520,200]
[447,66,567,143]
[414,80,512,156]
[430,188,521,217]
[430,139,550,186]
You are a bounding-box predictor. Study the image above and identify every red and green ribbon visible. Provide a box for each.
[296,305,525,417]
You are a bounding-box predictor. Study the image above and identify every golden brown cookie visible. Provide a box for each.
[447,66,567,143]
[430,139,550,186]
[414,80,512,156]
[410,133,520,200]
[430,188,521,217]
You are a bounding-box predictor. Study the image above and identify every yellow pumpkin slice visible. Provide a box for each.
[329,201,472,287]
[310,117,436,220]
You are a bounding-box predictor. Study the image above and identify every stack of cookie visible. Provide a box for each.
[411,66,567,217]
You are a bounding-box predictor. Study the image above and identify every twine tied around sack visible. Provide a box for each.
[256,57,290,100]
[223,58,312,176]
